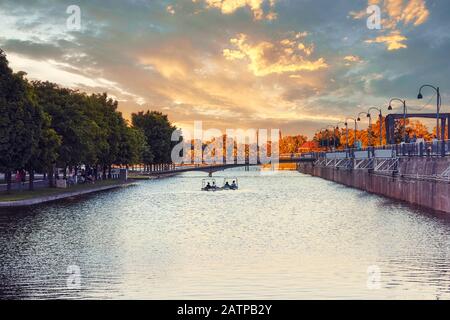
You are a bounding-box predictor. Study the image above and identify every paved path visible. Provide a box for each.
[0,181,136,208]
[0,179,48,192]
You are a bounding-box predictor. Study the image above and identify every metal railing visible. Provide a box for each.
[307,140,450,159]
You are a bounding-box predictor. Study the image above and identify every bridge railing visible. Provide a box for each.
[128,154,319,175]
[130,163,214,173]
[130,141,450,174]
[314,139,450,159]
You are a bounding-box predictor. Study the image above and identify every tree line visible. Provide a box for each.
[0,49,177,192]
[313,117,438,150]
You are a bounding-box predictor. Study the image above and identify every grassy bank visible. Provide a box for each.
[0,179,128,202]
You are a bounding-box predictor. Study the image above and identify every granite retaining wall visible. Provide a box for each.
[297,158,450,213]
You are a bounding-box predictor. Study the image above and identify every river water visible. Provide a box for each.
[1,168,450,299]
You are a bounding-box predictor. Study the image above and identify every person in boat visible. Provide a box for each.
[224,181,231,189]
[212,181,216,189]
[205,182,211,190]
[231,180,237,189]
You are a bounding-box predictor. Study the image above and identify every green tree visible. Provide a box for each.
[25,111,62,190]
[32,81,99,185]
[86,93,121,178]
[116,125,150,167]
[0,50,42,192]
[131,111,176,164]
[2,47,178,193]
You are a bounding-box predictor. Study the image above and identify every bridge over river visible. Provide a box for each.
[133,154,315,177]
[129,140,450,213]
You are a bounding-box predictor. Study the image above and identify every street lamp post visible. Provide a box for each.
[326,125,337,149]
[319,128,330,151]
[388,98,407,143]
[417,84,442,140]
[345,117,357,149]
[336,121,346,150]
[367,107,383,146]
[357,112,369,148]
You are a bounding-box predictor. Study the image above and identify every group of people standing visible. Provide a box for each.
[66,167,99,185]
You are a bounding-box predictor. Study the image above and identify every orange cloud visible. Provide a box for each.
[223,33,327,76]
[365,31,408,50]
[352,0,429,27]
[140,55,189,79]
[402,0,429,26]
[166,5,175,15]
[377,0,429,28]
[200,0,277,20]
[351,0,429,51]
[343,55,363,66]
[343,55,362,62]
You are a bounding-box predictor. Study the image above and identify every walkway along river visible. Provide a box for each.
[1,168,450,299]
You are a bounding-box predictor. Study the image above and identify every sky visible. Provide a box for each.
[1,0,449,137]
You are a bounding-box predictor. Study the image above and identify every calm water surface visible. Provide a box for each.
[1,169,450,299]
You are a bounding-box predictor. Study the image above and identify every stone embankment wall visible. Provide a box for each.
[297,158,450,213]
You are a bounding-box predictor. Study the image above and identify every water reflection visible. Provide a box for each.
[1,169,450,299]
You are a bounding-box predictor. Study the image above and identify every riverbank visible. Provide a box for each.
[0,179,137,208]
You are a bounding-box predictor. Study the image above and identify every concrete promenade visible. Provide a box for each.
[0,181,136,208]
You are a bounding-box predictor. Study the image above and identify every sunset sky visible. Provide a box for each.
[1,0,449,137]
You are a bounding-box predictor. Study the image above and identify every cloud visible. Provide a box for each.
[0,0,448,137]
[382,0,429,28]
[343,55,364,67]
[351,0,429,28]
[352,0,429,51]
[166,5,176,15]
[198,0,277,20]
[365,32,408,50]
[223,33,327,76]
[6,52,144,105]
[344,55,362,63]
